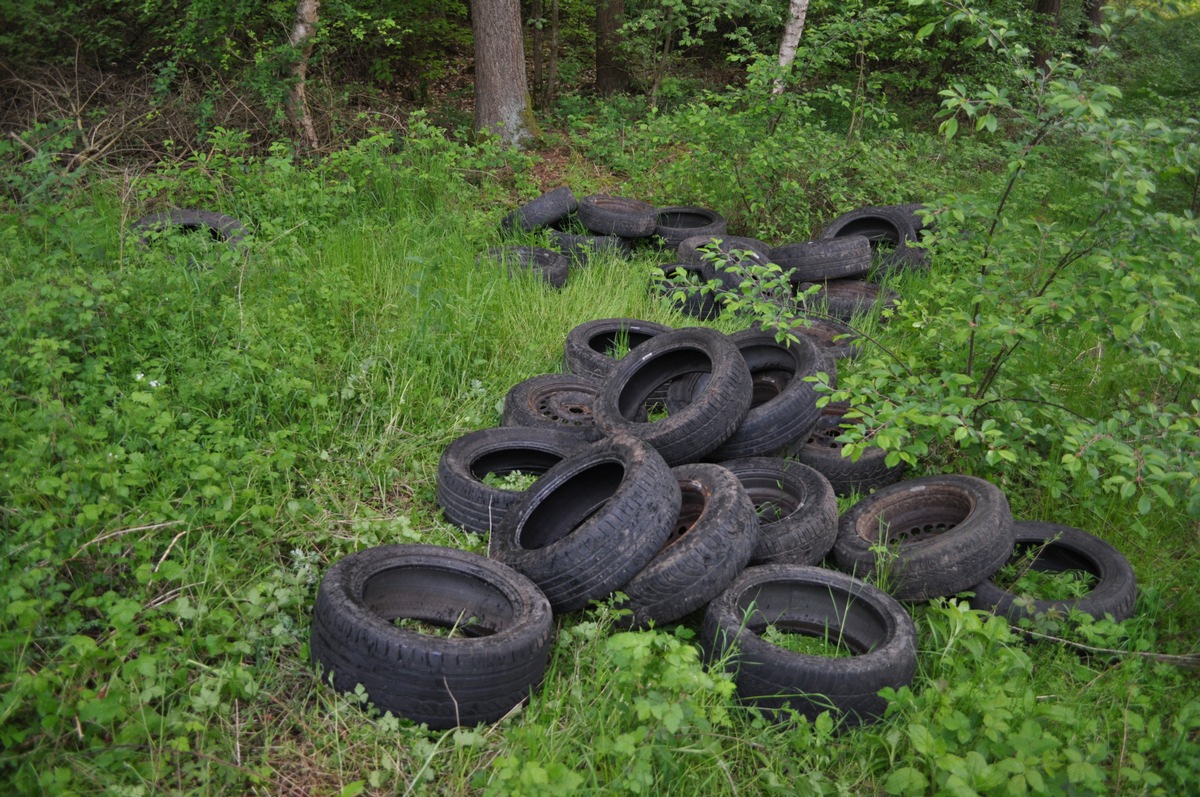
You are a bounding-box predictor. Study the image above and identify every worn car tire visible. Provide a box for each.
[799,279,899,321]
[677,234,772,264]
[722,457,839,566]
[131,208,248,254]
[834,474,1015,602]
[655,206,728,251]
[578,194,658,237]
[678,234,776,292]
[502,373,628,442]
[820,204,928,277]
[968,520,1137,625]
[657,263,722,321]
[500,186,578,233]
[786,314,862,362]
[436,427,585,534]
[667,329,826,460]
[476,246,570,288]
[785,401,907,496]
[617,463,758,628]
[701,564,917,727]
[562,317,674,381]
[770,236,872,282]
[593,327,753,466]
[490,435,680,613]
[310,544,554,729]
[549,229,633,264]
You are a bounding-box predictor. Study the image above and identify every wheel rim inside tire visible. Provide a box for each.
[854,487,973,545]
[661,478,709,550]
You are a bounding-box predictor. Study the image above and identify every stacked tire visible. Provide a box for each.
[311,194,1139,733]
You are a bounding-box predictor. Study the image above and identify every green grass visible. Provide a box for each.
[760,623,856,658]
[1,103,1199,797]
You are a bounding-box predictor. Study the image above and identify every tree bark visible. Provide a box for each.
[472,0,537,147]
[595,0,630,96]
[774,0,810,95]
[285,0,320,152]
[544,0,559,108]
[531,0,544,108]
[1083,0,1104,48]
[1033,0,1062,69]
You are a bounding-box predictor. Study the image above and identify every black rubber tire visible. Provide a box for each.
[593,327,753,466]
[502,373,627,442]
[309,544,554,730]
[701,564,917,727]
[677,234,772,264]
[820,205,928,276]
[678,235,776,292]
[578,194,658,238]
[436,427,585,534]
[548,229,633,264]
[786,315,862,362]
[490,435,681,613]
[786,401,907,496]
[834,474,1015,602]
[500,372,641,440]
[655,206,728,251]
[562,318,674,381]
[721,457,839,566]
[657,263,722,321]
[666,330,826,460]
[500,186,578,233]
[890,202,933,233]
[616,463,759,628]
[799,279,899,321]
[967,520,1137,625]
[770,236,872,282]
[476,246,570,288]
[131,208,248,253]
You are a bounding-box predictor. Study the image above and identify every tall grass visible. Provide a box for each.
[1,109,1198,796]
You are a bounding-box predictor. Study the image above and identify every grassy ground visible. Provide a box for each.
[2,78,1199,796]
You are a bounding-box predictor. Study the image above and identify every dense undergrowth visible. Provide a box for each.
[3,5,1200,797]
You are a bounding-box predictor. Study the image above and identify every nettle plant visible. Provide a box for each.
[726,0,1200,520]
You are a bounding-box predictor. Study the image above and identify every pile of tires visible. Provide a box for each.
[312,198,1137,732]
[483,185,733,286]
[659,202,930,324]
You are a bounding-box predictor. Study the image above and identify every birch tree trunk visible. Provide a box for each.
[774,0,810,96]
[472,0,537,147]
[285,0,320,151]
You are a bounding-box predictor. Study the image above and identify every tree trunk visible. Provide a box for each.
[648,29,673,110]
[531,0,544,108]
[1033,0,1062,70]
[774,0,810,95]
[544,0,559,108]
[595,0,630,96]
[1083,0,1104,48]
[285,0,320,152]
[471,0,537,147]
